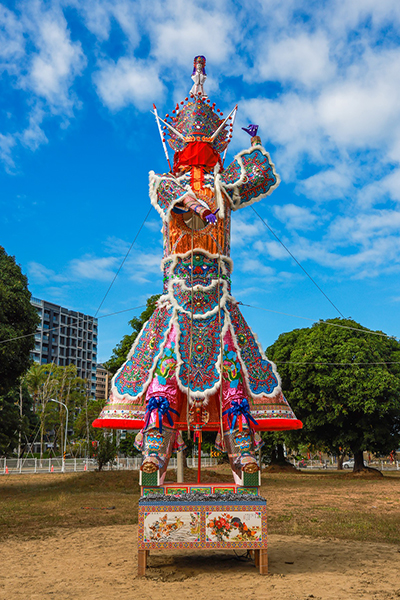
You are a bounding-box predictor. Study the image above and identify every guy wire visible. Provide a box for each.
[94,206,152,317]
[186,224,195,440]
[251,206,345,318]
[217,253,224,442]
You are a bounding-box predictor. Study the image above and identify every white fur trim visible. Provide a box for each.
[160,249,233,275]
[110,306,173,402]
[149,170,199,223]
[167,280,231,319]
[216,145,281,211]
[225,301,282,399]
[174,306,230,403]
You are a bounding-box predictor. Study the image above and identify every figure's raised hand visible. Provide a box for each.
[204,209,219,225]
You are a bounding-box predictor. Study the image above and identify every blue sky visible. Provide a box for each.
[2,0,400,362]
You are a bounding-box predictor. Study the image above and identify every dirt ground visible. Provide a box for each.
[1,470,399,600]
[1,524,400,600]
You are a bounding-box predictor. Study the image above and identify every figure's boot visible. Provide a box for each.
[223,427,259,484]
[140,426,178,484]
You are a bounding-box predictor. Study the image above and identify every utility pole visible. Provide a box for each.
[49,399,68,473]
[85,381,90,458]
[17,380,23,469]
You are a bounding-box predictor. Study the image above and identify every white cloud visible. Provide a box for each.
[125,249,163,284]
[69,256,118,281]
[0,1,86,170]
[231,212,263,247]
[150,0,236,68]
[94,57,165,110]
[298,166,354,202]
[0,5,25,72]
[28,261,68,283]
[256,33,335,87]
[272,204,318,230]
[71,0,140,44]
[18,105,48,150]
[25,7,86,113]
[0,133,17,171]
[330,209,400,244]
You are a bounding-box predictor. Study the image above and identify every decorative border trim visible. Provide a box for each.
[149,171,199,223]
[174,306,230,403]
[138,502,267,550]
[159,249,233,275]
[216,145,281,211]
[109,304,173,403]
[225,301,282,399]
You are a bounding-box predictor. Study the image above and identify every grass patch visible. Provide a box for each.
[0,469,399,544]
[261,471,400,544]
[0,471,140,539]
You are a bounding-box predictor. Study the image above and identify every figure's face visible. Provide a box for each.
[196,63,202,73]
[235,432,252,451]
[147,432,164,451]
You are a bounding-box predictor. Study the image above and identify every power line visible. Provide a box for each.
[0,305,147,345]
[94,207,152,317]
[98,305,146,319]
[251,206,345,318]
[275,361,400,366]
[239,303,316,323]
[239,302,395,339]
[1,207,152,346]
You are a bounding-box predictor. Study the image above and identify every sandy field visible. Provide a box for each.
[1,524,400,600]
[1,470,399,600]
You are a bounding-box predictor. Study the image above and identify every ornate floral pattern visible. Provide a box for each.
[222,344,242,388]
[177,311,223,395]
[113,303,172,398]
[217,146,279,211]
[167,100,228,153]
[227,302,279,397]
[172,281,226,316]
[219,159,242,186]
[155,342,177,385]
[171,252,226,287]
[151,175,191,217]
[235,149,278,208]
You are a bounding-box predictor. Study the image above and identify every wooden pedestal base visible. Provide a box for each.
[137,497,268,576]
[138,547,267,576]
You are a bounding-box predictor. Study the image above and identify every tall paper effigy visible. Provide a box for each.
[93,56,302,487]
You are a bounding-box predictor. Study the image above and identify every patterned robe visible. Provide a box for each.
[94,142,301,435]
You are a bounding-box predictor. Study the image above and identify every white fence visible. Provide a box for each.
[0,456,218,475]
[291,459,400,471]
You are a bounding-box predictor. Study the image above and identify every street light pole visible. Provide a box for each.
[50,399,69,473]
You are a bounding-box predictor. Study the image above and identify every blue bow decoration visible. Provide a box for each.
[144,396,179,433]
[223,398,258,433]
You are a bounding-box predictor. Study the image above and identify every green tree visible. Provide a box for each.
[104,294,160,375]
[0,382,38,457]
[74,398,107,456]
[25,363,86,459]
[119,432,141,457]
[93,432,117,471]
[267,318,400,473]
[0,246,39,396]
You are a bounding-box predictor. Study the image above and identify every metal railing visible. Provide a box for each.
[291,459,400,471]
[0,456,218,475]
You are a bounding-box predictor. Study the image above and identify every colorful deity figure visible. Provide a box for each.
[93,58,302,484]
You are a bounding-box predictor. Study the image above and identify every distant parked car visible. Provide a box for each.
[343,458,367,469]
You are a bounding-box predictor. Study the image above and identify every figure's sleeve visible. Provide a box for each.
[180,195,212,220]
[149,171,199,222]
[216,145,280,211]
